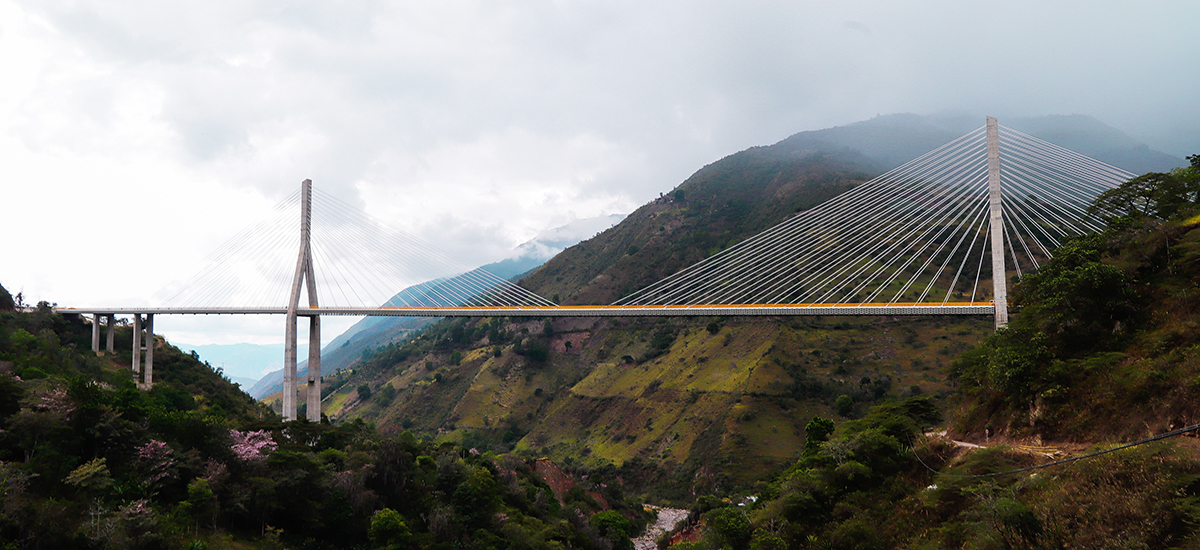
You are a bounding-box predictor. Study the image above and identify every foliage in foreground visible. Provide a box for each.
[950,154,1200,441]
[0,310,638,549]
[671,399,1200,549]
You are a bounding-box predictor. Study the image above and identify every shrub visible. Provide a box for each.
[835,395,853,417]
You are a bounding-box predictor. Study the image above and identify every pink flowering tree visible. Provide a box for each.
[229,429,277,462]
[136,439,175,491]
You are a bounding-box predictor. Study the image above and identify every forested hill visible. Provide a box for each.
[522,147,879,305]
[778,113,1186,174]
[0,299,637,549]
[314,114,1183,503]
[682,154,1200,549]
[520,113,1183,306]
[949,153,1200,442]
[316,133,995,495]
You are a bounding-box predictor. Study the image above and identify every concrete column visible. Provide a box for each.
[283,179,314,422]
[284,311,297,420]
[92,314,101,354]
[132,314,143,376]
[106,315,115,353]
[306,314,321,422]
[986,116,1009,329]
[143,314,154,388]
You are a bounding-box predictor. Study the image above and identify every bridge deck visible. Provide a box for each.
[58,302,994,317]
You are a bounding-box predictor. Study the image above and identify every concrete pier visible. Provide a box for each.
[986,116,1009,329]
[92,314,101,353]
[91,314,116,355]
[283,179,321,422]
[131,313,154,389]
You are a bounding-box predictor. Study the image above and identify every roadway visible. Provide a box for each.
[56,302,994,317]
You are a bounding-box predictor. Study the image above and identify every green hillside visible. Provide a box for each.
[521,149,878,305]
[325,313,989,492]
[317,142,994,498]
[950,156,1200,442]
[661,154,1200,549]
[0,298,628,549]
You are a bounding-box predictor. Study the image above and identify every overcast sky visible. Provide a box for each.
[2,0,1197,345]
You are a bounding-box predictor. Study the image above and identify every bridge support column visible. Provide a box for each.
[306,315,321,422]
[92,314,101,353]
[131,313,154,389]
[986,116,1009,329]
[284,311,297,420]
[132,314,142,376]
[93,314,116,355]
[106,314,115,353]
[284,179,320,422]
[143,314,154,388]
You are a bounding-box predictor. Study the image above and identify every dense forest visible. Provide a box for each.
[0,301,648,549]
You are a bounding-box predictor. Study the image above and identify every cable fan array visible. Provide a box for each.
[152,188,556,310]
[614,125,1135,308]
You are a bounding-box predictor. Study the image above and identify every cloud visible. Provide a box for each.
[2,0,1197,344]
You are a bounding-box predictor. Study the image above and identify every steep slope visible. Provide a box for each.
[319,115,1183,498]
[174,341,306,389]
[683,157,1200,550]
[521,149,879,305]
[520,113,1183,306]
[950,157,1200,442]
[0,307,634,549]
[322,312,989,491]
[0,306,268,421]
[317,140,990,493]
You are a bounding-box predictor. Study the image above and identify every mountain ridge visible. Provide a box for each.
[312,112,1184,493]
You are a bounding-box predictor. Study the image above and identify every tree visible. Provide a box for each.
[358,384,372,400]
[65,458,113,498]
[705,507,752,550]
[590,510,635,550]
[8,409,63,463]
[835,395,854,417]
[0,283,14,312]
[804,416,835,453]
[185,478,217,531]
[1090,155,1200,220]
[453,466,500,527]
[0,374,24,420]
[369,508,411,549]
[1012,235,1134,355]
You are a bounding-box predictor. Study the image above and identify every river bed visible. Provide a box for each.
[632,506,690,550]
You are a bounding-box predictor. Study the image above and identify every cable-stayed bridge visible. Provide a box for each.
[59,117,1134,420]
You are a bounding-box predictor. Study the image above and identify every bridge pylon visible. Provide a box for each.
[283,179,322,422]
[90,313,115,355]
[132,313,154,389]
[986,116,1008,329]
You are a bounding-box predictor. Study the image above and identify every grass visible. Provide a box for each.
[318,313,991,488]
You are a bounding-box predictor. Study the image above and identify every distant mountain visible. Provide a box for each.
[524,113,1184,305]
[781,113,1185,174]
[248,214,626,399]
[174,341,307,384]
[314,112,1186,489]
[322,213,626,352]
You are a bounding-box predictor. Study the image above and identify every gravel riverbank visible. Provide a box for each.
[632,506,690,550]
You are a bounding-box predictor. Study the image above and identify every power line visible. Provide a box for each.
[913,423,1200,479]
